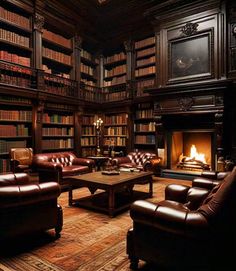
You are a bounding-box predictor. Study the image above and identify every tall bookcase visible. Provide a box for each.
[0,1,34,88]
[103,50,127,87]
[80,48,99,90]
[0,95,32,172]
[42,104,75,152]
[103,112,128,155]
[134,35,156,96]
[42,25,74,96]
[133,103,156,151]
[80,114,97,156]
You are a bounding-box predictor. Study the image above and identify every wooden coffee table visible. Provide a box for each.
[68,171,153,217]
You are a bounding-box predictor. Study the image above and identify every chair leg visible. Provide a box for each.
[129,257,139,270]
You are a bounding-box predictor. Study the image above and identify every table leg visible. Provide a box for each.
[108,188,115,217]
[149,177,153,197]
[68,186,73,206]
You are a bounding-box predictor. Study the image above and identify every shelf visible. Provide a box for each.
[136,62,156,69]
[0,136,31,139]
[104,135,127,137]
[136,52,155,60]
[0,17,31,34]
[42,38,72,53]
[81,72,97,81]
[104,72,126,80]
[135,73,156,79]
[42,148,74,151]
[134,131,155,134]
[103,58,126,68]
[135,42,155,51]
[42,135,74,138]
[81,135,96,137]
[0,39,32,52]
[104,123,127,126]
[81,56,98,67]
[43,122,73,126]
[42,56,72,68]
[134,143,156,146]
[81,145,96,148]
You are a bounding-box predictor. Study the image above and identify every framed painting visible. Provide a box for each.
[168,31,213,83]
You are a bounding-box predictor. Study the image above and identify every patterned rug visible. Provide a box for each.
[0,178,189,271]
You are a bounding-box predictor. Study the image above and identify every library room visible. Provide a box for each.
[0,0,236,270]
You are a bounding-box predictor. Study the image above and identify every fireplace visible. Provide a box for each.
[152,85,227,179]
[168,130,214,172]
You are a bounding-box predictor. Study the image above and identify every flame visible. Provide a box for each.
[190,144,206,163]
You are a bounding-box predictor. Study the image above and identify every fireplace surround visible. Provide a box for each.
[149,81,231,179]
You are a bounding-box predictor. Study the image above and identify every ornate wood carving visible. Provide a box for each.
[33,13,44,31]
[124,40,134,52]
[181,22,199,36]
[214,112,224,158]
[178,97,193,111]
[74,34,83,49]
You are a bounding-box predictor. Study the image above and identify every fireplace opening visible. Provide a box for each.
[170,131,213,172]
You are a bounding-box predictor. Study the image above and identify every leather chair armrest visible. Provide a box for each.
[201,171,218,179]
[185,187,210,210]
[192,177,221,190]
[10,159,20,172]
[36,162,63,171]
[165,184,191,203]
[0,182,60,208]
[0,173,30,186]
[130,200,208,237]
[73,158,95,167]
[112,157,131,166]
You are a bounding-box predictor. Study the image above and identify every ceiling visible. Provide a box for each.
[52,0,167,50]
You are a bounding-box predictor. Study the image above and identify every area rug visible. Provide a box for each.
[0,178,189,271]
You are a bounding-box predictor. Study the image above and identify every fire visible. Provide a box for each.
[189,144,206,163]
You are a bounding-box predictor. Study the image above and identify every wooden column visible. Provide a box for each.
[33,13,44,69]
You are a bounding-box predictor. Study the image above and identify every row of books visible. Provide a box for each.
[135,135,155,144]
[0,140,26,154]
[136,47,155,59]
[43,29,71,49]
[0,73,32,88]
[0,28,30,47]
[134,122,155,132]
[81,137,96,146]
[82,115,96,125]
[0,110,31,121]
[0,61,32,74]
[81,126,95,135]
[42,47,71,65]
[104,126,127,136]
[81,78,96,87]
[0,6,30,29]
[136,79,155,91]
[44,74,73,85]
[136,56,156,68]
[81,148,96,157]
[0,159,10,172]
[79,89,101,101]
[135,36,155,50]
[42,139,74,150]
[103,91,127,102]
[0,124,29,136]
[103,137,126,146]
[0,95,31,104]
[104,52,126,65]
[44,84,76,97]
[81,49,99,64]
[0,50,30,67]
[104,64,126,78]
[43,114,74,125]
[104,114,127,125]
[81,63,94,76]
[43,65,70,79]
[104,75,126,87]
[136,109,153,119]
[135,66,156,77]
[42,127,74,136]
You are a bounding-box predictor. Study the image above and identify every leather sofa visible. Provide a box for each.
[127,167,236,270]
[0,173,62,240]
[112,151,161,173]
[33,152,95,190]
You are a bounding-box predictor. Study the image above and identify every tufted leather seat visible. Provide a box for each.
[33,152,95,190]
[127,167,236,270]
[112,151,161,173]
[0,173,62,240]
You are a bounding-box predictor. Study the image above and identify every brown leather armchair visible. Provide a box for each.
[9,147,33,173]
[33,152,95,190]
[0,173,62,240]
[127,167,236,270]
[112,151,161,173]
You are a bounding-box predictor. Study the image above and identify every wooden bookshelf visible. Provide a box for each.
[103,50,127,87]
[0,100,32,172]
[133,103,156,150]
[103,112,128,152]
[134,36,156,95]
[80,114,97,156]
[42,108,74,152]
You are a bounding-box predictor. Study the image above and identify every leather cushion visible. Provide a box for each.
[62,165,90,176]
